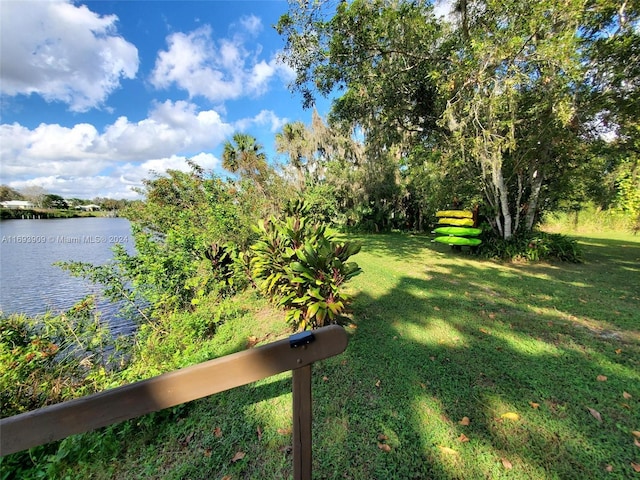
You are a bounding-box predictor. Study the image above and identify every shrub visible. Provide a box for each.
[479,231,582,263]
[250,212,362,330]
[0,297,122,417]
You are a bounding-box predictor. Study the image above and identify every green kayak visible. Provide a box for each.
[433,226,482,236]
[434,236,482,246]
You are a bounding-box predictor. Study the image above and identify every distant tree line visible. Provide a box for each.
[0,185,134,211]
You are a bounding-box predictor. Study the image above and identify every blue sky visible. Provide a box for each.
[0,0,334,199]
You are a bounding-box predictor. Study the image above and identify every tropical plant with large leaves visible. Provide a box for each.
[250,204,362,330]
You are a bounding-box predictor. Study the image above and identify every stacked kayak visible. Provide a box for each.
[433,210,482,246]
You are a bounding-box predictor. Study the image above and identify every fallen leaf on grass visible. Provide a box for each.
[246,336,259,348]
[458,416,471,426]
[623,392,632,399]
[375,379,381,388]
[501,458,513,469]
[632,462,640,472]
[377,434,388,441]
[500,412,520,421]
[529,402,540,409]
[257,426,262,441]
[615,349,622,354]
[597,375,608,382]
[632,431,640,439]
[231,451,245,463]
[322,376,329,382]
[434,306,441,311]
[479,328,490,334]
[488,313,496,319]
[438,446,458,455]
[222,476,232,480]
[587,407,602,422]
[203,448,212,457]
[378,443,392,452]
[458,434,469,443]
[634,438,640,448]
[180,432,195,446]
[277,427,292,435]
[605,464,613,472]
[214,427,222,437]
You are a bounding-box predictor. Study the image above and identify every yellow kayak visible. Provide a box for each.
[436,210,474,219]
[437,217,475,227]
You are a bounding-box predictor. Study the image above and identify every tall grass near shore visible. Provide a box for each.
[542,207,638,234]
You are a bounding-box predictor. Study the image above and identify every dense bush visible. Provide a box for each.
[250,210,362,330]
[479,230,583,263]
[59,165,257,319]
[0,291,263,479]
[0,297,123,417]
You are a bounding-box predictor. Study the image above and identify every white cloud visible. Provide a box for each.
[150,23,294,102]
[8,175,139,200]
[6,153,221,200]
[234,110,288,134]
[239,15,263,36]
[0,101,232,198]
[101,100,233,158]
[0,0,139,112]
[115,152,219,184]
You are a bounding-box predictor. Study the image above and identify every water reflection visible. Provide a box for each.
[0,217,136,335]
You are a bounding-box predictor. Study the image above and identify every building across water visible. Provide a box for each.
[1,200,35,209]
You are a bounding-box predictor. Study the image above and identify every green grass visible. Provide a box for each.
[25,232,640,479]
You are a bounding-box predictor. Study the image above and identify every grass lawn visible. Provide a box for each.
[57,232,640,479]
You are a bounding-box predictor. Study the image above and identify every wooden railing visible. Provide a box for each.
[0,325,349,480]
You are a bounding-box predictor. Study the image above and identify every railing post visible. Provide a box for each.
[292,364,312,480]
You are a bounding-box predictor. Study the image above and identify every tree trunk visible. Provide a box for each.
[514,173,524,234]
[494,167,512,239]
[525,170,544,231]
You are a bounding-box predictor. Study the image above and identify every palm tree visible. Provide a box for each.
[275,121,309,189]
[222,133,268,184]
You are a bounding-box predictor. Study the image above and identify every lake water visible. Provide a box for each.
[0,217,136,335]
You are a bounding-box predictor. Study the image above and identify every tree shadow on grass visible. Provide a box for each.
[304,234,640,479]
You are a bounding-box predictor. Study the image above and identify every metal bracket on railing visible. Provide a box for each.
[289,331,315,348]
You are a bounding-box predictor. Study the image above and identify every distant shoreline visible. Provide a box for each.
[1,208,119,220]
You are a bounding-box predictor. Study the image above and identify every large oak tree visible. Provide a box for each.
[277,0,639,237]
